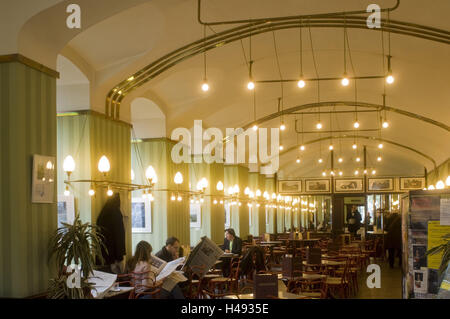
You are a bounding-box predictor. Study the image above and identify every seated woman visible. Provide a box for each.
[128,240,185,299]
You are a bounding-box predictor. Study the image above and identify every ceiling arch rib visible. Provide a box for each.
[276,135,437,171]
[106,16,450,118]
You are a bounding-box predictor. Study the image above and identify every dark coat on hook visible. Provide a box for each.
[96,193,126,265]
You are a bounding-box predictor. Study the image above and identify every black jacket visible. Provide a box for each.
[240,246,266,275]
[347,210,362,233]
[385,213,402,249]
[221,236,243,255]
[96,193,126,264]
[155,246,174,263]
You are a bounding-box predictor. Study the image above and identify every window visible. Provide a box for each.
[57,195,75,228]
[190,202,201,228]
[225,202,231,228]
[132,197,152,233]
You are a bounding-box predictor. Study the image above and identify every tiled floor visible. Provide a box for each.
[355,259,403,299]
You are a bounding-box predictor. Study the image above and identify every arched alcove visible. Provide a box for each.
[57,54,90,112]
[131,97,166,139]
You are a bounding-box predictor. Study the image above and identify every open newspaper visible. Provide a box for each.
[88,270,118,299]
[150,255,187,292]
[183,236,224,278]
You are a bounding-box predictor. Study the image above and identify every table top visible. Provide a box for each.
[367,231,387,235]
[224,291,309,299]
[260,241,283,245]
[220,253,239,258]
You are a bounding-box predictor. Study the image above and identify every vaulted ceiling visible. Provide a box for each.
[38,0,450,178]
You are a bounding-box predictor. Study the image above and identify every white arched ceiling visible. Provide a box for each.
[57,55,90,112]
[17,0,450,178]
[131,98,166,139]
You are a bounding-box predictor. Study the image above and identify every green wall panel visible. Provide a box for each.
[0,62,57,298]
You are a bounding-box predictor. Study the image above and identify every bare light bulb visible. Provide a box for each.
[252,125,258,131]
[354,170,359,175]
[377,156,382,162]
[353,121,360,129]
[339,171,343,176]
[329,145,334,151]
[279,145,284,151]
[352,143,357,150]
[316,122,323,130]
[386,74,395,84]
[296,158,301,164]
[378,143,384,149]
[177,195,182,202]
[280,123,286,131]
[201,82,209,92]
[341,76,349,87]
[98,156,111,174]
[372,170,376,175]
[318,158,323,164]
[64,186,70,197]
[338,158,343,163]
[88,188,95,197]
[300,145,305,151]
[297,79,306,88]
[322,172,326,177]
[356,157,361,162]
[382,121,389,128]
[107,189,113,197]
[247,81,255,90]
[436,180,445,189]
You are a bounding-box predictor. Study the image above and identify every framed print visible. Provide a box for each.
[368,178,394,192]
[278,180,302,194]
[190,202,201,228]
[131,197,152,233]
[334,179,364,193]
[400,177,425,190]
[305,179,330,193]
[32,154,56,203]
[57,195,75,228]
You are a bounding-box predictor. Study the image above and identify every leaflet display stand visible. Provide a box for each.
[401,190,450,299]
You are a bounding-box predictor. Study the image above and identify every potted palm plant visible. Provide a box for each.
[47,215,106,299]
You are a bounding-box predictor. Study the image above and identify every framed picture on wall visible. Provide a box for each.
[57,195,75,228]
[32,154,56,203]
[368,178,394,192]
[334,179,364,193]
[278,180,302,194]
[132,198,152,233]
[305,179,330,193]
[400,177,426,190]
[190,202,201,228]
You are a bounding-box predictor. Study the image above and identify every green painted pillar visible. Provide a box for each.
[265,177,276,234]
[224,165,249,239]
[131,139,189,253]
[0,59,57,297]
[190,161,225,246]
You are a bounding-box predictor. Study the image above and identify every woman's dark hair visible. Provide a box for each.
[166,237,179,246]
[129,241,152,271]
[226,228,236,237]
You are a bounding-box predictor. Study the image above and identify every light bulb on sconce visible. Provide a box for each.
[64,185,70,197]
[216,181,224,191]
[145,166,158,185]
[63,155,76,178]
[98,156,111,176]
[377,156,382,162]
[174,172,183,185]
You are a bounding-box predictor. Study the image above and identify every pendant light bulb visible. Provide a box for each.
[341,74,350,87]
[338,158,343,163]
[201,81,209,92]
[63,155,76,174]
[356,157,361,162]
[353,121,360,129]
[88,187,95,197]
[300,145,305,151]
[98,156,111,174]
[316,122,323,130]
[280,123,286,131]
[378,143,384,149]
[216,181,224,191]
[386,74,395,84]
[329,144,334,151]
[296,158,301,164]
[382,120,389,128]
[318,158,323,164]
[352,143,357,150]
[252,125,258,131]
[297,79,306,88]
[377,156,382,162]
[247,81,255,90]
[279,145,284,151]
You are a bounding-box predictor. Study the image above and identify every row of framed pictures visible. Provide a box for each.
[278,176,426,194]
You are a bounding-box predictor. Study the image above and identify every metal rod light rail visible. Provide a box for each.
[197,0,401,26]
[105,16,450,119]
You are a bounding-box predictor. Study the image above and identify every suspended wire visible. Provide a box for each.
[203,25,207,80]
[308,23,321,126]
[272,30,284,112]
[299,19,303,77]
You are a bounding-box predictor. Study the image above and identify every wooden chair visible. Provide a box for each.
[120,270,162,299]
[324,258,350,299]
[287,276,327,299]
[184,265,206,299]
[208,258,241,294]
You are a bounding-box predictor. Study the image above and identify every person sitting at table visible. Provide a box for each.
[221,228,243,255]
[156,237,181,262]
[129,241,185,299]
[220,228,242,277]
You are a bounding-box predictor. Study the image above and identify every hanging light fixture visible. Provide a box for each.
[356,157,361,162]
[201,25,210,92]
[378,143,384,149]
[280,122,286,131]
[436,180,445,189]
[329,144,334,151]
[297,21,306,89]
[377,156,382,162]
[145,166,158,185]
[318,158,323,164]
[296,158,301,164]
[316,121,323,130]
[300,145,305,151]
[338,157,343,163]
[107,186,113,197]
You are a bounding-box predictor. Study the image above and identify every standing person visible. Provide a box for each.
[385,212,402,268]
[347,205,362,237]
[156,237,181,262]
[129,241,185,299]
[96,193,126,274]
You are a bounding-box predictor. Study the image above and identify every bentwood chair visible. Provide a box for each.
[121,270,162,299]
[324,258,351,298]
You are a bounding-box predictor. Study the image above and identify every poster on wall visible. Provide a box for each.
[427,221,450,270]
[400,177,425,190]
[131,197,152,233]
[368,178,394,192]
[334,179,364,192]
[278,180,302,194]
[190,202,201,228]
[305,179,330,193]
[32,154,56,203]
[413,268,428,294]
